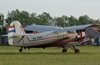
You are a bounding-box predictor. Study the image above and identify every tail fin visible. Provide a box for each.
[8,21,25,34]
[8,21,25,46]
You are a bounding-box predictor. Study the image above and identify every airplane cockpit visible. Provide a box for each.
[25,30,39,34]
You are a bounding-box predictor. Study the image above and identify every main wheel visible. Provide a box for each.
[62,49,67,52]
[75,49,80,53]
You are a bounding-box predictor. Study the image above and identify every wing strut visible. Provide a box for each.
[79,30,83,41]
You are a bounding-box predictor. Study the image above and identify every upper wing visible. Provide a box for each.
[24,24,62,32]
[56,24,99,32]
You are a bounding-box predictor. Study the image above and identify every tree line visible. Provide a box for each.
[0,9,100,34]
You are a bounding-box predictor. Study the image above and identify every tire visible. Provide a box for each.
[75,49,80,53]
[19,49,22,52]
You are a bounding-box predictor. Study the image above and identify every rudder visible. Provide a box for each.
[8,21,25,34]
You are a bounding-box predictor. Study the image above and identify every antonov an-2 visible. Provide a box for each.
[3,21,99,53]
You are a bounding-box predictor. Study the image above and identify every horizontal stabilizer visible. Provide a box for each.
[2,33,35,37]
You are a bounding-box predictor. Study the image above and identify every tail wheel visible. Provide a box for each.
[19,47,23,52]
[19,49,22,52]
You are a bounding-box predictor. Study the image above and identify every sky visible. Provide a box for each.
[0,0,100,19]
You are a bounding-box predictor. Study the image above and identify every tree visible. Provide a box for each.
[69,15,79,26]
[37,12,52,25]
[0,13,5,34]
[0,13,4,25]
[79,15,91,25]
[53,17,64,27]
[6,9,31,26]
[29,12,37,24]
[6,9,21,24]
[61,15,69,27]
[4,9,100,27]
[53,15,69,27]
[20,11,30,25]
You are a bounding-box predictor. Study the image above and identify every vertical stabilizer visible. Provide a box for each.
[8,21,25,46]
[8,21,25,34]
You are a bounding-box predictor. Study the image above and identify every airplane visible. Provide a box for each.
[3,21,99,53]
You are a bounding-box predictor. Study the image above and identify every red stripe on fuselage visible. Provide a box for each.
[20,36,58,46]
[55,38,79,46]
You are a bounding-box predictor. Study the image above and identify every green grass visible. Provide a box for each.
[0,46,100,65]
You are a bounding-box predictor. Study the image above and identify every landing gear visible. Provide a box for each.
[75,49,80,53]
[62,46,68,52]
[62,49,67,52]
[70,46,80,53]
[62,46,80,53]
[19,47,23,52]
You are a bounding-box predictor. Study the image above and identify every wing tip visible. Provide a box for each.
[89,23,99,27]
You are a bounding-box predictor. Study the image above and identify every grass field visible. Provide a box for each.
[0,46,100,65]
